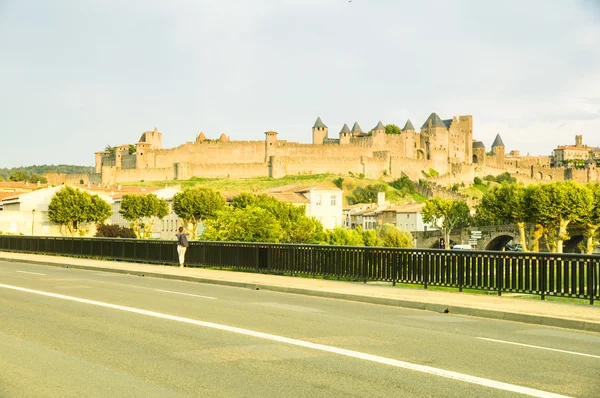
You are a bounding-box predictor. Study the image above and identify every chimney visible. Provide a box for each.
[377,191,386,206]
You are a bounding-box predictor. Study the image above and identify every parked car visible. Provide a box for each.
[505,243,522,251]
[451,244,472,250]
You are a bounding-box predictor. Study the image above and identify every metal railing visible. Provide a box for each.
[1,235,598,304]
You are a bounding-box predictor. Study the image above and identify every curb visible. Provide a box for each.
[3,256,600,334]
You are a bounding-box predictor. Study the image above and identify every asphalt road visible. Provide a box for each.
[0,260,599,398]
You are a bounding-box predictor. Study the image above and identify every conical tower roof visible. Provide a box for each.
[313,117,327,129]
[373,121,385,131]
[402,119,415,131]
[492,134,505,147]
[351,122,364,134]
[339,123,351,134]
[421,112,447,129]
[472,141,485,149]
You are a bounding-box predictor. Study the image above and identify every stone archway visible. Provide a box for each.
[416,149,425,160]
[536,172,543,179]
[484,235,517,251]
[473,155,479,164]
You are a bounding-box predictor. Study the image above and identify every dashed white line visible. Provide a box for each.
[16,271,46,276]
[476,337,600,359]
[0,283,570,398]
[155,289,217,300]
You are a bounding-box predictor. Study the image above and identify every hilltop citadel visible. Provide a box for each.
[46,113,600,187]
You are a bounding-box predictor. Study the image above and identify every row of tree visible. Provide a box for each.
[420,181,600,254]
[0,165,94,182]
[47,186,414,247]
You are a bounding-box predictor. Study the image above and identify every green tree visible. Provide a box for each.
[333,177,344,189]
[201,206,284,242]
[231,193,325,243]
[172,187,226,239]
[377,224,413,248]
[385,124,401,135]
[9,170,27,182]
[422,198,471,249]
[581,183,600,254]
[105,145,116,156]
[528,181,593,253]
[48,186,112,236]
[361,228,382,246]
[347,183,387,204]
[476,183,530,251]
[119,194,169,238]
[128,144,136,155]
[389,176,416,195]
[326,226,364,246]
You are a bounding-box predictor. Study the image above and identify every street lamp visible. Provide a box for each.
[32,209,35,236]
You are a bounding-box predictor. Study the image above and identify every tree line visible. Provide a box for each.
[0,165,94,183]
[47,186,414,248]
[421,180,600,254]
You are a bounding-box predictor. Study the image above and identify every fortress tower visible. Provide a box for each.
[401,119,416,158]
[265,130,278,161]
[420,112,448,161]
[339,123,351,145]
[491,134,505,165]
[312,117,328,145]
[472,141,486,164]
[586,158,597,182]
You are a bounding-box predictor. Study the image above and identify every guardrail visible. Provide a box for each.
[1,235,598,304]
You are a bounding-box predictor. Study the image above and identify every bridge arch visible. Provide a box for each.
[564,234,584,253]
[484,234,517,251]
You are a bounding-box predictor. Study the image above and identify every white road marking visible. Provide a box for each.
[155,289,217,300]
[0,283,570,398]
[476,337,600,359]
[16,271,46,276]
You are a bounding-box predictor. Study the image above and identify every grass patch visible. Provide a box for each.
[128,173,420,206]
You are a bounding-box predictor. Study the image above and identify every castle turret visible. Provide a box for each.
[350,122,364,137]
[575,135,583,147]
[312,117,328,145]
[401,119,416,158]
[339,123,351,145]
[491,134,505,165]
[138,127,163,149]
[420,112,448,161]
[95,151,105,174]
[372,121,385,135]
[586,158,596,182]
[265,130,278,161]
[472,141,486,164]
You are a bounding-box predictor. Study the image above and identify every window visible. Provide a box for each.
[316,194,322,206]
[330,195,337,206]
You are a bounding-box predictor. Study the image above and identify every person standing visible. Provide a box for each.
[175,226,189,267]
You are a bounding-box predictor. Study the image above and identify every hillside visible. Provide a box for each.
[0,165,94,181]
[129,174,427,206]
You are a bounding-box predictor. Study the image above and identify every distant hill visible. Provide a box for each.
[0,165,94,181]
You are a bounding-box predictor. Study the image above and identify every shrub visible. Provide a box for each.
[483,175,496,182]
[333,177,344,189]
[389,176,416,195]
[473,177,483,185]
[496,172,516,184]
[95,224,136,238]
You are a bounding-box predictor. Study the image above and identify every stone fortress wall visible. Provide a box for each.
[77,112,599,187]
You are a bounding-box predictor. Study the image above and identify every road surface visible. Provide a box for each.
[1,260,599,397]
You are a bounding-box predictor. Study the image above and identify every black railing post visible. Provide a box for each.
[458,254,464,293]
[540,257,547,301]
[496,255,503,296]
[588,260,595,305]
[423,253,429,289]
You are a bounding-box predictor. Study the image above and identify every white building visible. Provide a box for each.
[0,185,113,236]
[266,185,343,229]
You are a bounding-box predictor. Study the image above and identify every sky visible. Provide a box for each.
[1,0,599,168]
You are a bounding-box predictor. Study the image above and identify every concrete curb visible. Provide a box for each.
[3,256,600,334]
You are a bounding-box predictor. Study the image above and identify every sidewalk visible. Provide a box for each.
[2,251,600,333]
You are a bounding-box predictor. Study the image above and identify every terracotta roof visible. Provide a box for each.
[0,192,20,201]
[0,181,48,190]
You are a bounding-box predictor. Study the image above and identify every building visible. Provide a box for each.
[0,185,113,236]
[551,135,594,166]
[91,113,475,184]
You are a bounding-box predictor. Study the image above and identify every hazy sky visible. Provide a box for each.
[1,0,599,168]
